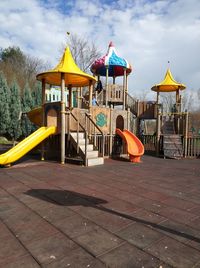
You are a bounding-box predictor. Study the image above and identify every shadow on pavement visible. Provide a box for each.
[26,189,200,244]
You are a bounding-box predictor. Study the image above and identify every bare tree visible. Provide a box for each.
[0,46,48,91]
[61,33,101,73]
[160,92,175,113]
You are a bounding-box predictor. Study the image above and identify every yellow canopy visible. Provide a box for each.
[151,68,186,92]
[37,47,96,87]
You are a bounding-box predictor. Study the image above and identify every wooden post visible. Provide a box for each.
[126,73,128,108]
[156,111,161,156]
[89,80,93,111]
[156,91,160,104]
[41,78,46,161]
[123,68,126,110]
[68,85,72,108]
[105,66,109,107]
[184,111,189,158]
[61,73,66,164]
[127,107,130,131]
[109,108,113,156]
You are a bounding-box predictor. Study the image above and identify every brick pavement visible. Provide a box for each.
[0,155,200,267]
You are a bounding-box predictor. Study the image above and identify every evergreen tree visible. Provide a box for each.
[8,80,22,141]
[21,83,34,137]
[0,72,10,136]
[32,81,42,108]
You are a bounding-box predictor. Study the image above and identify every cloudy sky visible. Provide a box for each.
[0,0,200,105]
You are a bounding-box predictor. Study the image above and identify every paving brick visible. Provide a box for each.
[13,218,58,243]
[117,222,164,249]
[99,242,169,268]
[2,255,40,268]
[158,219,200,244]
[35,203,76,223]
[88,209,132,232]
[102,199,140,214]
[26,232,78,265]
[0,232,27,265]
[43,247,105,268]
[53,214,98,238]
[146,236,200,268]
[160,196,197,210]
[74,227,123,256]
[131,208,166,224]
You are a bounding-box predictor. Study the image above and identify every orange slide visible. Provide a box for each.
[116,129,144,163]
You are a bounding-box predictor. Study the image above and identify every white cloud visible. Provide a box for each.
[0,0,200,108]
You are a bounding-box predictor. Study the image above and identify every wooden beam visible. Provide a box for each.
[41,78,46,161]
[61,73,66,164]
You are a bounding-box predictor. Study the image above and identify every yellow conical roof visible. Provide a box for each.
[37,47,96,87]
[151,68,186,92]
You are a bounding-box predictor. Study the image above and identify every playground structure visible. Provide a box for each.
[150,68,190,159]
[1,40,197,167]
[0,42,149,167]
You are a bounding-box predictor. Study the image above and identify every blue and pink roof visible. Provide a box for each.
[91,42,132,77]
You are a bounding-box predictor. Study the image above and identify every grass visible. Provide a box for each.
[0,136,13,145]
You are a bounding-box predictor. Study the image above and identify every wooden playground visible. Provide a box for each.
[0,41,199,167]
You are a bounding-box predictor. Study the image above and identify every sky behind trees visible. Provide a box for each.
[0,0,200,107]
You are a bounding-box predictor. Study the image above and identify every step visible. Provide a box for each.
[86,150,99,158]
[71,132,85,139]
[65,156,84,165]
[72,138,89,145]
[164,149,183,158]
[87,157,104,166]
[80,144,94,152]
[164,145,183,150]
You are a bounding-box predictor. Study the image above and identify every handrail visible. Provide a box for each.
[85,113,105,157]
[160,112,188,116]
[66,110,88,166]
[126,92,137,114]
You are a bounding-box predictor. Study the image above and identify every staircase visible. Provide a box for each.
[70,132,104,166]
[126,93,137,115]
[162,119,183,159]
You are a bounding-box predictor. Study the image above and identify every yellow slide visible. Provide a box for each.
[0,126,56,166]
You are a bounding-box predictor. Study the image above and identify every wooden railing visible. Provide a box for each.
[183,136,200,158]
[85,113,104,157]
[142,134,200,158]
[66,111,88,165]
[126,92,138,115]
[108,84,123,103]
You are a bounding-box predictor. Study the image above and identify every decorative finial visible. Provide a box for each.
[66,32,70,48]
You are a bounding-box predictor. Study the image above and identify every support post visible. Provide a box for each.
[184,111,189,158]
[89,80,93,111]
[156,111,161,156]
[68,85,72,108]
[109,108,113,156]
[123,68,126,110]
[41,78,46,161]
[125,73,128,108]
[176,89,180,112]
[105,66,109,107]
[61,73,66,164]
